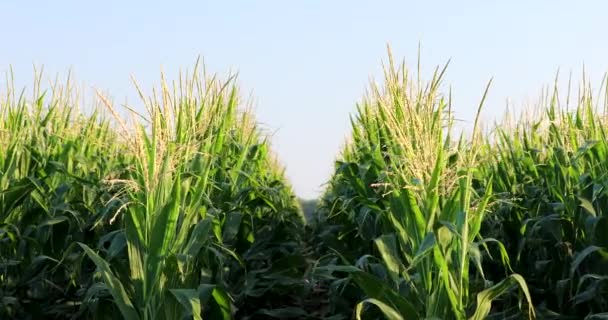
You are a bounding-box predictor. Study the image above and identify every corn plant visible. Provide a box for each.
[76,62,307,320]
[5,49,608,320]
[0,71,130,318]
[318,49,534,319]
[479,75,608,318]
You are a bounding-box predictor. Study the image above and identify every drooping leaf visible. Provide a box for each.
[469,274,534,320]
[356,298,405,320]
[170,289,202,320]
[78,243,140,320]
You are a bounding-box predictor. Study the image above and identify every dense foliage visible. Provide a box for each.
[312,51,608,320]
[0,67,309,319]
[3,51,608,319]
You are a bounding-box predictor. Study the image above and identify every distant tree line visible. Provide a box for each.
[298,198,318,223]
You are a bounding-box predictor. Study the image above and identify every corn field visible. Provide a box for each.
[2,50,608,319]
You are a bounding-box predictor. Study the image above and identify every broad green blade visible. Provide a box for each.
[170,289,202,320]
[78,243,140,320]
[356,298,406,320]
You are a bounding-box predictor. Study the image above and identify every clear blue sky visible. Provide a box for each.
[2,1,608,198]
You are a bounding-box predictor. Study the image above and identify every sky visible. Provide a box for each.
[2,1,608,198]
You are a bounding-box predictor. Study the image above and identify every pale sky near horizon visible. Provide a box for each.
[2,1,608,198]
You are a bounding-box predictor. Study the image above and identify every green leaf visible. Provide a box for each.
[579,197,597,217]
[198,283,216,305]
[571,246,608,277]
[149,174,182,260]
[469,243,485,280]
[39,216,69,227]
[350,270,419,317]
[211,287,232,320]
[78,243,140,320]
[410,232,436,268]
[477,238,512,271]
[403,188,427,243]
[170,289,202,320]
[374,234,403,284]
[222,211,243,243]
[356,298,405,320]
[433,246,460,316]
[185,218,213,256]
[469,274,534,320]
